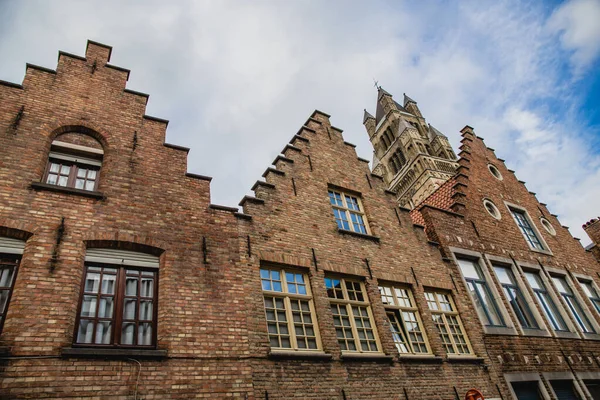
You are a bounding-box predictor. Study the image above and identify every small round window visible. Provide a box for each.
[540,218,556,236]
[488,164,503,180]
[483,199,501,220]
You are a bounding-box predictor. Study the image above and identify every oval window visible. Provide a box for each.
[540,218,556,236]
[483,199,501,220]
[488,164,503,180]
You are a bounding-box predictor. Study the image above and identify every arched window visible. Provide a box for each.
[44,132,104,192]
[75,247,160,348]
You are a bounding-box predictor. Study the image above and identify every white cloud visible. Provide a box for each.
[548,0,600,72]
[0,0,598,244]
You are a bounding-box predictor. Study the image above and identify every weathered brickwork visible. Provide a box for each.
[0,41,251,399]
[415,126,600,399]
[1,40,598,399]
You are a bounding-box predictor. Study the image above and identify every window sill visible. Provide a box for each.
[337,229,380,243]
[268,350,332,361]
[582,332,600,341]
[521,328,552,338]
[61,347,167,359]
[553,330,580,340]
[31,182,104,199]
[447,355,485,364]
[398,354,443,363]
[340,352,393,362]
[483,326,518,336]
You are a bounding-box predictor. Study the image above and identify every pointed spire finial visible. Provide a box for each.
[403,93,417,106]
[363,109,375,123]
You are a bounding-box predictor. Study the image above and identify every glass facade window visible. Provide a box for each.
[493,265,539,330]
[457,258,505,327]
[524,272,568,332]
[325,276,379,353]
[424,290,472,355]
[75,264,157,347]
[510,208,545,251]
[260,268,320,350]
[328,190,369,235]
[552,275,595,334]
[45,159,100,191]
[378,284,430,354]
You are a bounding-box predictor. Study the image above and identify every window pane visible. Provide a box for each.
[552,276,570,294]
[123,299,137,320]
[457,259,482,280]
[75,179,85,189]
[95,321,112,344]
[121,323,135,345]
[125,277,138,296]
[139,300,153,321]
[57,176,68,186]
[81,295,97,317]
[493,266,513,285]
[84,273,100,293]
[0,267,15,288]
[49,163,59,173]
[77,168,87,178]
[77,320,95,344]
[138,323,153,345]
[140,278,154,297]
[98,297,114,319]
[88,170,97,179]
[46,174,58,185]
[85,180,95,191]
[0,290,9,314]
[101,274,116,295]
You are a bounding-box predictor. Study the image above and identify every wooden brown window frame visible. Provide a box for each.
[73,263,159,348]
[0,254,20,335]
[44,158,100,192]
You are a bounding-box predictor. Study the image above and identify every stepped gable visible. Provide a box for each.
[0,40,242,213]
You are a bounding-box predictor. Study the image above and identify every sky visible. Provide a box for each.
[0,0,599,245]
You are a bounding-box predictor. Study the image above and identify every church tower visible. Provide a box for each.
[364,87,458,208]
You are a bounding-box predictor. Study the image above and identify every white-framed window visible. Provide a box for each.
[378,284,431,355]
[325,276,380,353]
[540,218,556,236]
[488,164,503,180]
[457,257,506,328]
[260,267,321,351]
[328,189,369,235]
[424,290,473,355]
[551,274,596,334]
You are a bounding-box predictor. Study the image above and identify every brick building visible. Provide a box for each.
[0,41,599,399]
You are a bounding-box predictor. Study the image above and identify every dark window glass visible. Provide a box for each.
[552,276,595,334]
[550,380,581,400]
[525,272,568,331]
[511,381,542,400]
[457,258,505,327]
[0,255,19,333]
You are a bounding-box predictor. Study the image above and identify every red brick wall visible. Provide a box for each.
[237,112,501,399]
[419,127,600,398]
[0,41,252,399]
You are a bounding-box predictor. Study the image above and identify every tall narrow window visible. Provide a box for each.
[425,290,472,355]
[75,248,159,347]
[579,279,600,315]
[260,267,320,351]
[328,189,369,235]
[524,272,568,332]
[325,276,379,353]
[552,275,595,334]
[0,255,19,334]
[510,208,545,251]
[457,258,505,327]
[493,265,539,330]
[379,284,430,354]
